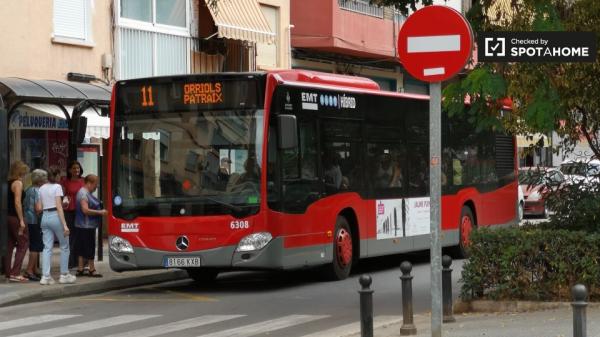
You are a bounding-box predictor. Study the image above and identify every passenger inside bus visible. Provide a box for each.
[227,156,260,192]
[323,150,342,192]
[374,153,394,188]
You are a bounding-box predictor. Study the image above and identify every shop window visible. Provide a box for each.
[53,0,93,45]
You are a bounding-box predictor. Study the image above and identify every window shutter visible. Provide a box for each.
[54,0,86,40]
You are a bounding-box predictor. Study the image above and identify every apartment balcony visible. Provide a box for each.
[291,0,404,60]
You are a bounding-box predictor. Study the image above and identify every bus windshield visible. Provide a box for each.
[111,75,265,218]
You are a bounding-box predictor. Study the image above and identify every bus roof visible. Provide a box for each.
[268,69,429,101]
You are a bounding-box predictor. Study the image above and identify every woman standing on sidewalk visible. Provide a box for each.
[23,169,47,281]
[3,161,30,282]
[38,168,76,285]
[61,161,84,269]
[75,174,106,277]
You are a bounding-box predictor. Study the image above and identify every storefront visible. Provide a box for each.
[9,103,109,181]
[517,133,552,167]
[0,78,111,257]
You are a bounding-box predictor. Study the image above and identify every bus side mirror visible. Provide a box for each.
[277,115,297,150]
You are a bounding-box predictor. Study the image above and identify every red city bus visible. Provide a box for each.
[108,70,517,281]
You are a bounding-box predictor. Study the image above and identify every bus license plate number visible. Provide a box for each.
[164,257,201,267]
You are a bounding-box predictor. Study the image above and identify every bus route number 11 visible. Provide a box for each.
[141,86,155,107]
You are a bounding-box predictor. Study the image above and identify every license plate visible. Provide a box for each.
[164,257,201,267]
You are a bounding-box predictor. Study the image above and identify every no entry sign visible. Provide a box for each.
[398,5,473,83]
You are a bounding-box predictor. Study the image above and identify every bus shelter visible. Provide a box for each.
[0,78,111,258]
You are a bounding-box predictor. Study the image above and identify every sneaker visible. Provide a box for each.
[59,273,76,284]
[40,276,55,285]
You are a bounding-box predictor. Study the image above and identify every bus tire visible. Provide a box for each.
[458,206,476,258]
[325,216,353,281]
[186,268,219,284]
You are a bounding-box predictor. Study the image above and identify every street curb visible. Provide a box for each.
[455,299,600,313]
[0,269,189,308]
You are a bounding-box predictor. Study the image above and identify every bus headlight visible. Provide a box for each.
[236,232,273,252]
[110,236,134,254]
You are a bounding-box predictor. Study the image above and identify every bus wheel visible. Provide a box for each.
[326,216,353,281]
[186,268,219,284]
[458,206,476,258]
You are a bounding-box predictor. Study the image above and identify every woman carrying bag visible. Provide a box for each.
[75,174,107,277]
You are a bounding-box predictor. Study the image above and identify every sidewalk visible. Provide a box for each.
[362,306,600,337]
[0,244,188,307]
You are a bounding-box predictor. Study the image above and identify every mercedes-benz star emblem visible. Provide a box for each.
[176,236,189,251]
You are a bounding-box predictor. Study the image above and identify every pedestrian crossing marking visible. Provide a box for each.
[5,315,159,337]
[102,315,245,337]
[0,313,400,337]
[299,315,400,337]
[0,315,79,331]
[195,314,329,337]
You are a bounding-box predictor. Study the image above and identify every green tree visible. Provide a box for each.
[376,0,600,158]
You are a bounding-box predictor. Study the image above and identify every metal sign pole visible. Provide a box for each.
[429,81,442,337]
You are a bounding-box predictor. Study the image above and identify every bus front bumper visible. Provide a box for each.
[109,237,285,272]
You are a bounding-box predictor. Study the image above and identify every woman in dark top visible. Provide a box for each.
[3,161,30,282]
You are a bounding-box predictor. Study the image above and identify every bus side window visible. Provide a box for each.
[281,119,322,213]
[320,119,362,195]
[407,143,429,197]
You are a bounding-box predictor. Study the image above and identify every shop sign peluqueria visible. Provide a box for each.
[9,108,69,130]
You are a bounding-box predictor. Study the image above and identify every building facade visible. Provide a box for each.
[291,0,408,92]
[0,0,112,182]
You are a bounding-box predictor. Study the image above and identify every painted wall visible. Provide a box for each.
[0,0,112,81]
[257,0,291,70]
[291,0,397,59]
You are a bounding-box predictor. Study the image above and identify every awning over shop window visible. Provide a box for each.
[14,103,110,139]
[517,134,550,147]
[207,0,275,44]
[23,103,70,119]
[82,109,110,139]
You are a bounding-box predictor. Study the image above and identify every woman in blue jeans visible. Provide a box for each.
[37,168,76,285]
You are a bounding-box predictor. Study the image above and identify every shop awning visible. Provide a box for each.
[207,0,275,44]
[82,109,110,139]
[19,103,110,139]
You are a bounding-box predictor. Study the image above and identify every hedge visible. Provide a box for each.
[460,227,600,301]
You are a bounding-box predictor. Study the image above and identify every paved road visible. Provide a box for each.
[0,252,463,337]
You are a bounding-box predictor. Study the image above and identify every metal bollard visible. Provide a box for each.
[572,284,588,337]
[358,274,374,337]
[442,255,456,323]
[400,261,417,335]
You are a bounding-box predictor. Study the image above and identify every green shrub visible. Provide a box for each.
[543,165,600,232]
[461,227,600,301]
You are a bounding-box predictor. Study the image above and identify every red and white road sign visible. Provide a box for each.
[398,5,473,83]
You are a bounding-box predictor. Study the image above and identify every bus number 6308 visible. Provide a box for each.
[230,220,250,230]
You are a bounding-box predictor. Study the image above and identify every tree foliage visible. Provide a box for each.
[379,0,600,158]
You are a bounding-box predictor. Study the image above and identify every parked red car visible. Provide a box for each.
[518,167,565,218]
